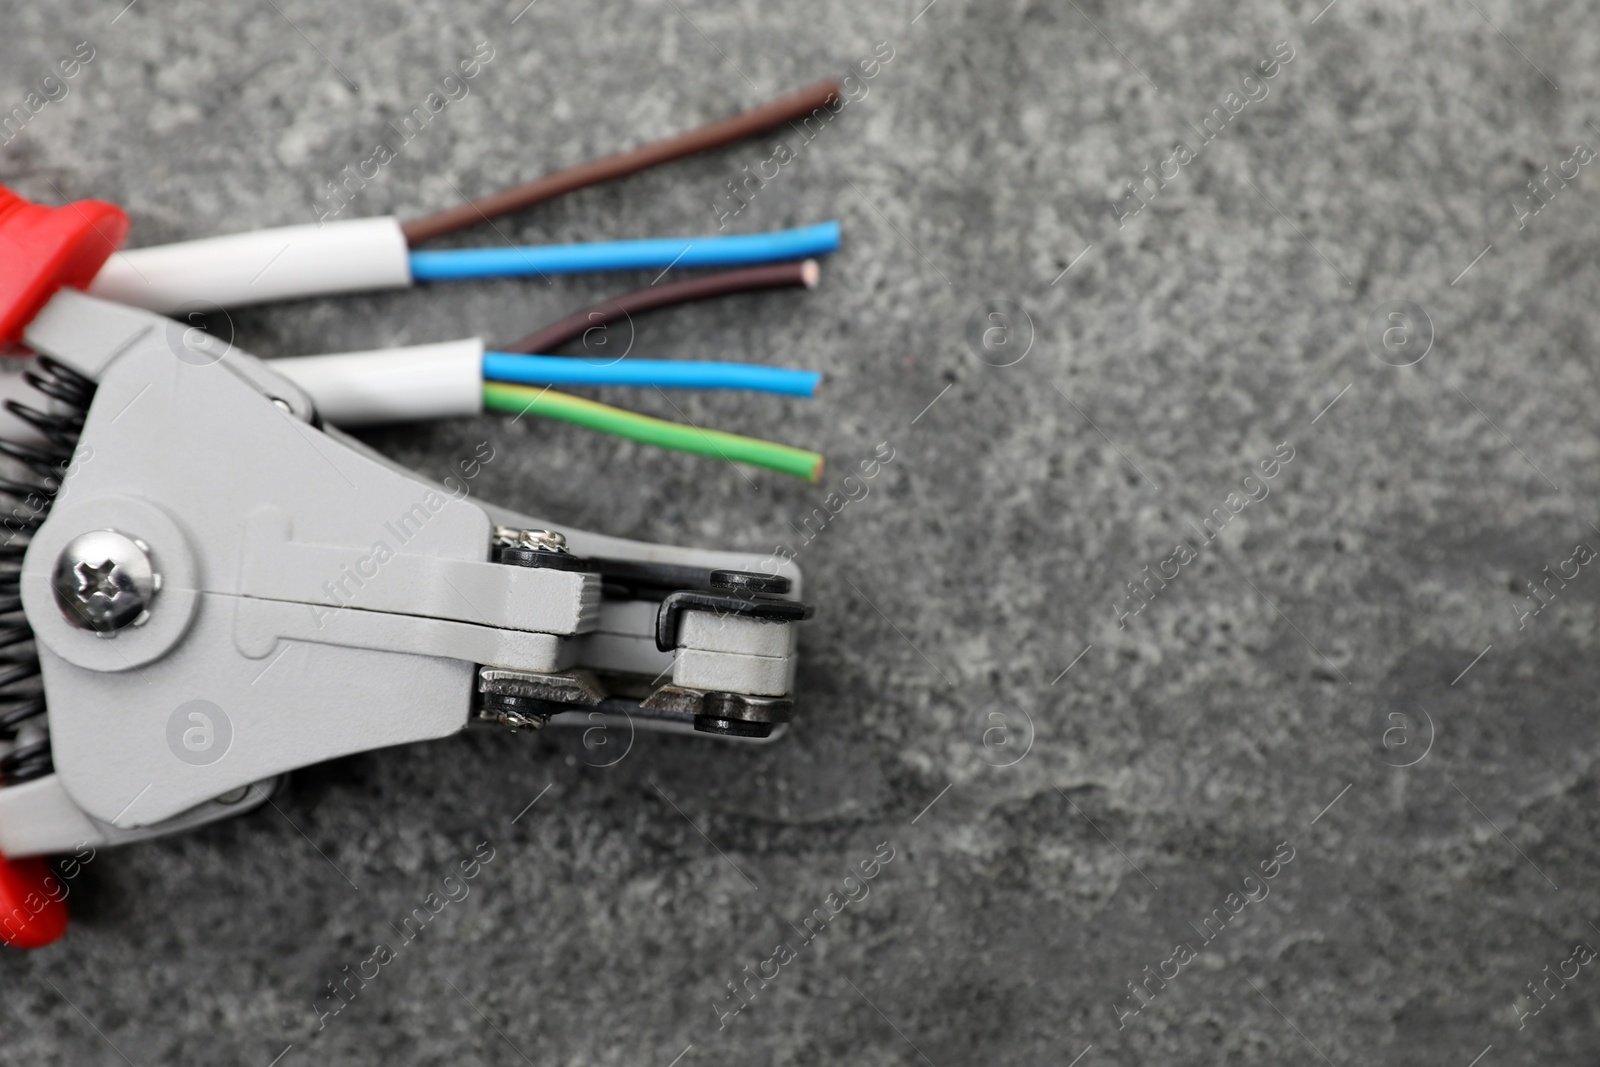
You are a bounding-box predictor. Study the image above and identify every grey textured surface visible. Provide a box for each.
[4,0,1600,1063]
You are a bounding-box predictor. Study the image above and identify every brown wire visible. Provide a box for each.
[500,260,819,354]
[402,80,841,245]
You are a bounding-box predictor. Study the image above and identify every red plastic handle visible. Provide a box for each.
[0,184,128,345]
[0,853,69,948]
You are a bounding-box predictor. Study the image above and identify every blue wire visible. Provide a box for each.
[483,352,822,398]
[409,221,841,282]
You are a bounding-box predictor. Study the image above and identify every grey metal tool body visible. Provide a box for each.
[0,290,808,859]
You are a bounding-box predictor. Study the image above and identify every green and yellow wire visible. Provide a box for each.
[483,382,824,482]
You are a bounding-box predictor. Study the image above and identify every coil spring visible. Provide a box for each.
[0,356,95,785]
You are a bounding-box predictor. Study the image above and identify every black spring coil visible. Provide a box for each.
[0,356,95,785]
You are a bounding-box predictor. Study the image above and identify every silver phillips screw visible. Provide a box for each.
[52,529,162,635]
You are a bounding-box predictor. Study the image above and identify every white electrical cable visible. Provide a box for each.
[88,217,412,314]
[271,338,484,426]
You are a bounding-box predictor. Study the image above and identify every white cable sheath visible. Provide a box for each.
[87,216,413,313]
[271,338,485,425]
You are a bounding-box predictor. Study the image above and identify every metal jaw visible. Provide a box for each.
[0,290,810,859]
